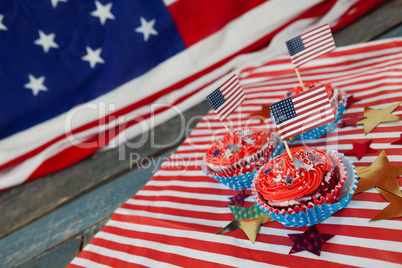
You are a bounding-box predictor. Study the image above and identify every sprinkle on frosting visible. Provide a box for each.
[257,147,332,202]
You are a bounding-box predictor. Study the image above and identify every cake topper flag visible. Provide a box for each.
[286,24,335,88]
[206,74,246,134]
[270,84,335,141]
[270,84,334,160]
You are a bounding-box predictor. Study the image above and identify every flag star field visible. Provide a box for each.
[0,0,186,139]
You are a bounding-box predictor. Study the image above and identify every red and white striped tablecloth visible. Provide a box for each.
[69,38,402,267]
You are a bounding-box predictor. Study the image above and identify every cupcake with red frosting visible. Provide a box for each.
[202,128,282,190]
[280,82,347,140]
[252,146,357,227]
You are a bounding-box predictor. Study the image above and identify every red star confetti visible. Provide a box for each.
[345,140,377,160]
[227,190,250,206]
[345,94,362,109]
[340,115,365,128]
[249,104,271,124]
[371,187,402,221]
[391,134,402,145]
[288,225,334,256]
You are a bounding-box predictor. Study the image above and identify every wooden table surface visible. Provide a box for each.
[1,1,401,267]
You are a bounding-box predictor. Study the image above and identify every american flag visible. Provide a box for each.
[286,24,336,68]
[206,74,246,121]
[0,0,382,191]
[270,84,335,141]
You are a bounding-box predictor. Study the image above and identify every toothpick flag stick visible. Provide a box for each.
[269,84,335,161]
[286,24,336,88]
[206,74,246,136]
[283,140,293,161]
[295,68,305,89]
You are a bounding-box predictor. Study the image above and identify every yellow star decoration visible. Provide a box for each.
[371,187,402,221]
[357,102,402,135]
[249,104,271,124]
[218,204,274,244]
[355,150,402,196]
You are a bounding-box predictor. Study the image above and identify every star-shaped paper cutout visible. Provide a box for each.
[345,140,377,160]
[240,129,253,137]
[263,168,272,175]
[357,103,402,135]
[0,14,8,31]
[24,74,48,96]
[290,157,303,169]
[371,187,402,221]
[285,175,293,186]
[273,173,283,183]
[391,134,402,145]
[82,46,105,69]
[228,144,242,153]
[345,95,362,109]
[51,0,67,8]
[212,149,220,157]
[223,149,233,159]
[355,150,402,196]
[227,190,250,206]
[340,115,365,128]
[301,147,316,155]
[244,137,255,145]
[34,30,59,53]
[218,204,274,243]
[91,1,115,25]
[288,225,334,256]
[301,163,316,172]
[135,17,158,42]
[249,105,271,123]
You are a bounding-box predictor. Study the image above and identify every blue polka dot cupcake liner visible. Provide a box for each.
[201,134,283,190]
[252,149,358,227]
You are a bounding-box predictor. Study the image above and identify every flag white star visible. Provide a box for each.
[51,0,67,8]
[81,46,105,69]
[135,17,158,42]
[0,14,8,31]
[34,30,59,53]
[91,1,115,25]
[24,74,48,96]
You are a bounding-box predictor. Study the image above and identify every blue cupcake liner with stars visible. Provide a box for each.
[252,150,358,227]
[201,133,284,190]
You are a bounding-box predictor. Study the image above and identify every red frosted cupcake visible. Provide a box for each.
[202,128,282,190]
[254,146,346,215]
[204,128,275,176]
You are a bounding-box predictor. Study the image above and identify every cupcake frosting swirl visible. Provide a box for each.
[205,128,271,168]
[257,147,332,202]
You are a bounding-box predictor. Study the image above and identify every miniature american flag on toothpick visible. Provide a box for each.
[206,74,246,121]
[286,24,335,68]
[270,84,335,141]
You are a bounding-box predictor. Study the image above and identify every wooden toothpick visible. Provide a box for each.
[222,121,233,136]
[295,68,305,90]
[283,140,293,161]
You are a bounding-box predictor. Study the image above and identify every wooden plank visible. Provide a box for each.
[14,236,81,268]
[334,0,402,46]
[0,101,210,239]
[0,149,176,267]
[82,218,109,248]
[377,23,402,40]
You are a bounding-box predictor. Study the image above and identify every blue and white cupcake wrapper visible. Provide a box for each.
[293,89,347,140]
[252,150,358,227]
[201,133,283,190]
